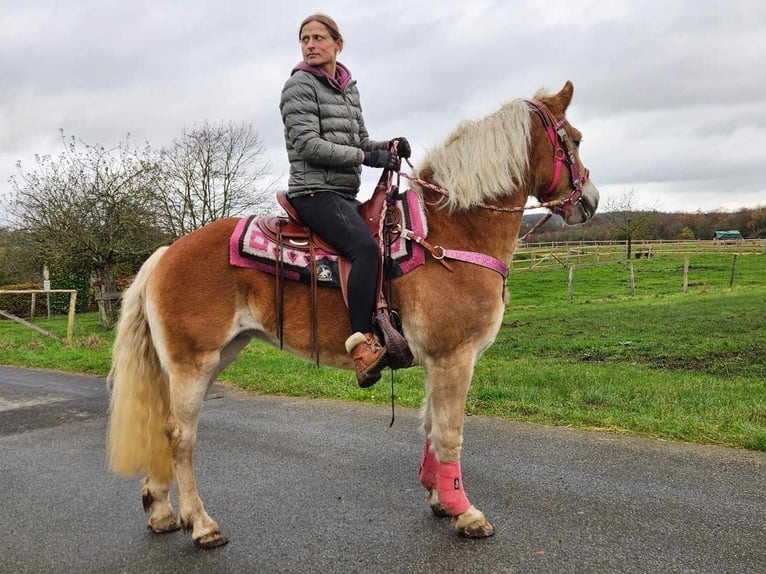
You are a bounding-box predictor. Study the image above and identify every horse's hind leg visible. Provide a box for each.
[166,363,228,548]
[142,474,180,533]
[421,350,495,538]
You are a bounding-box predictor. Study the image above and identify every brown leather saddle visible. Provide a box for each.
[266,174,412,371]
[257,188,394,256]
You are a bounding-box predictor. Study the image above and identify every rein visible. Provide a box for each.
[397,99,589,242]
[398,164,571,215]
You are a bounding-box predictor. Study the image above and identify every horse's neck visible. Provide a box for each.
[422,188,528,264]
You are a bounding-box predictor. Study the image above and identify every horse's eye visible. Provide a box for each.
[574,138,582,149]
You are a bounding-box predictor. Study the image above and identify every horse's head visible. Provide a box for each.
[528,81,599,225]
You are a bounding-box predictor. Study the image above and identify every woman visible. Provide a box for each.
[280,13,411,388]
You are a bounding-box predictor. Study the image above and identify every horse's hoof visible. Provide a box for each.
[194,531,229,549]
[451,507,495,538]
[456,520,495,538]
[147,517,181,534]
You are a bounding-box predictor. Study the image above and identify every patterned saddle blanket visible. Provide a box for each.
[229,190,428,287]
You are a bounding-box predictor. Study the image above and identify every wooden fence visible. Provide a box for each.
[0,289,78,345]
[511,239,765,271]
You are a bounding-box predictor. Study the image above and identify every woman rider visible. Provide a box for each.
[280,13,411,388]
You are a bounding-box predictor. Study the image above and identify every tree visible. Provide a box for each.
[746,207,766,238]
[678,226,695,240]
[604,189,659,259]
[156,121,276,238]
[7,131,170,322]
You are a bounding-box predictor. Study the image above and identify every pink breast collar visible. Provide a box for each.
[396,224,509,280]
[434,247,509,279]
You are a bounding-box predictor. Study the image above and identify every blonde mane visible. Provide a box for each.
[416,97,532,211]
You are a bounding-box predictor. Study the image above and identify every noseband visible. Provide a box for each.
[526,100,589,215]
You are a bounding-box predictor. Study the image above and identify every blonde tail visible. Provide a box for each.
[107,246,173,482]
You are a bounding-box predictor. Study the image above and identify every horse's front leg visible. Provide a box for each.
[420,351,495,538]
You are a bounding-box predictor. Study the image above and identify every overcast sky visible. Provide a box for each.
[2,0,765,217]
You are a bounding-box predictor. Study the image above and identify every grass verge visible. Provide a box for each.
[0,253,763,450]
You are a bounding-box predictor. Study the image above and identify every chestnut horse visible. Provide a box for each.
[108,81,599,547]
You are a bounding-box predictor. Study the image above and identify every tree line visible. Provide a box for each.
[0,122,276,313]
[520,193,766,250]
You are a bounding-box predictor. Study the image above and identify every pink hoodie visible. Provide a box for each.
[291,61,353,92]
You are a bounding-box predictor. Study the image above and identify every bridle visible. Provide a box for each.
[397,99,589,236]
[526,100,589,212]
[386,101,591,277]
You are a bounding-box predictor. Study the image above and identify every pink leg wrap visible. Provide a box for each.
[419,440,439,490]
[436,460,472,516]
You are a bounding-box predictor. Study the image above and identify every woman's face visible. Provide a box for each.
[300,21,342,74]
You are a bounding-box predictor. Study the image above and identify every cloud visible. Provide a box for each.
[1,0,765,218]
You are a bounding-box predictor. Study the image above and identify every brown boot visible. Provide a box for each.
[345,332,386,388]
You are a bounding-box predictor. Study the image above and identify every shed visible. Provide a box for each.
[714,230,743,240]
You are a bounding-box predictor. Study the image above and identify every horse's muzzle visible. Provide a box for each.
[563,181,599,225]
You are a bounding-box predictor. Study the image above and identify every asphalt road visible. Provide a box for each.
[1,365,765,573]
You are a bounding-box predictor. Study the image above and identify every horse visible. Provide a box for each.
[107,81,599,547]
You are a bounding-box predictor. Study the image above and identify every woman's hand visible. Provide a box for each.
[362,149,400,170]
[390,137,411,158]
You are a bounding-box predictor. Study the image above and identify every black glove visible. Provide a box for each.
[390,137,411,158]
[362,149,400,170]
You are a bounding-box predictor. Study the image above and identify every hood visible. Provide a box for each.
[291,60,353,91]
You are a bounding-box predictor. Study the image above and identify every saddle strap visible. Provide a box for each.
[395,225,453,272]
[309,236,319,364]
[276,221,321,363]
[375,180,414,370]
[276,226,285,350]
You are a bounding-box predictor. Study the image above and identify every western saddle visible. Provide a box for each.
[262,172,412,370]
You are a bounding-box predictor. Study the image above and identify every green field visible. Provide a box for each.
[0,252,764,450]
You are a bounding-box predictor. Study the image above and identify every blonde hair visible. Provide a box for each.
[417,98,532,211]
[299,13,343,44]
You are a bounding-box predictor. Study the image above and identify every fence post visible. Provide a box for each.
[66,290,77,346]
[568,265,575,302]
[683,257,689,293]
[729,254,737,288]
[629,261,635,297]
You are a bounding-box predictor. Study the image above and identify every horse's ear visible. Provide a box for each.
[552,81,574,114]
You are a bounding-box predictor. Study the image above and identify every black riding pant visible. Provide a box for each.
[288,192,378,335]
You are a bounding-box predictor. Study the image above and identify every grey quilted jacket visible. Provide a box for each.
[280,62,387,199]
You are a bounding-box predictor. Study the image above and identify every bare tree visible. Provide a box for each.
[157,121,276,238]
[605,189,659,259]
[7,131,169,322]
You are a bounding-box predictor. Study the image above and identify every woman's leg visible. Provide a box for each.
[289,192,386,386]
[289,192,378,333]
